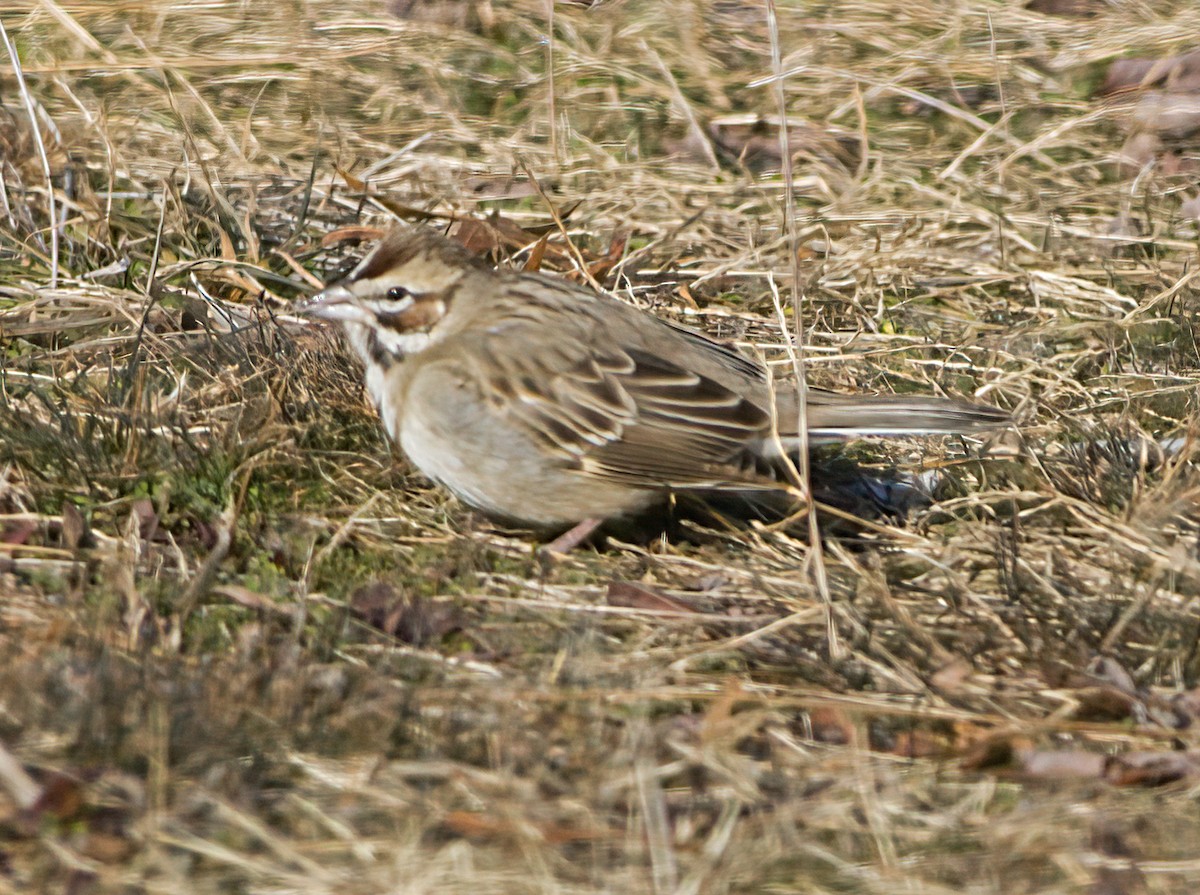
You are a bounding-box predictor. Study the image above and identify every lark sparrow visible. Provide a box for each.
[299,228,1008,534]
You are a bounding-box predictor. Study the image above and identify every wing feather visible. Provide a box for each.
[474,330,775,489]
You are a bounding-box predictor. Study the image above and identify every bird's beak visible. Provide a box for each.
[294,284,374,326]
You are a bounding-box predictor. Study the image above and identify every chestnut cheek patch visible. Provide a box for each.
[382,298,445,333]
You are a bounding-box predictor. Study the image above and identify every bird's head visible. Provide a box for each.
[299,228,486,359]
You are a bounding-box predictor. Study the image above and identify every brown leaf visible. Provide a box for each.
[1104,751,1200,787]
[1099,48,1200,97]
[28,771,86,824]
[675,282,699,310]
[440,809,613,844]
[1100,59,1162,96]
[1072,686,1140,723]
[334,165,367,192]
[0,519,35,546]
[349,582,460,645]
[217,225,237,262]
[605,580,699,613]
[350,581,401,630]
[584,231,628,282]
[129,498,158,542]
[960,733,1033,771]
[80,831,136,864]
[523,233,550,272]
[441,810,518,840]
[887,728,954,759]
[1025,0,1104,17]
[60,502,90,550]
[700,678,745,743]
[64,870,98,895]
[1159,151,1199,176]
[804,706,853,746]
[320,226,387,248]
[448,215,561,262]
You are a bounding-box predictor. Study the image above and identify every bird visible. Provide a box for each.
[298,227,1009,545]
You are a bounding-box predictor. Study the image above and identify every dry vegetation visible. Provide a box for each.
[2,0,1200,891]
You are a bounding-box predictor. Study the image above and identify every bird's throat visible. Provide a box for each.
[344,321,431,370]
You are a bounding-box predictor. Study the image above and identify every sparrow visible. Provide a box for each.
[299,227,1009,539]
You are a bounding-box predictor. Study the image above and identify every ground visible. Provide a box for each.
[1,1,1200,892]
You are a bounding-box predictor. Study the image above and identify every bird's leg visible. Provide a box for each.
[540,517,604,556]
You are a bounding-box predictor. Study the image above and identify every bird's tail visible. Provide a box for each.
[773,388,1011,444]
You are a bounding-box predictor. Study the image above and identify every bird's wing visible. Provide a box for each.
[471,329,779,490]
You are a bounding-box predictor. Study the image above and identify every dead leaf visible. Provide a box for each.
[1025,0,1104,17]
[0,519,36,546]
[887,728,954,759]
[440,809,613,844]
[349,582,460,645]
[217,225,236,262]
[28,771,86,824]
[960,733,1034,771]
[450,215,538,256]
[320,226,387,248]
[523,233,550,272]
[439,810,514,839]
[1099,48,1200,97]
[605,580,699,613]
[129,498,158,542]
[584,231,628,282]
[1104,751,1200,787]
[1072,686,1140,723]
[80,831,136,864]
[334,165,367,192]
[700,678,745,744]
[804,706,853,746]
[675,283,699,310]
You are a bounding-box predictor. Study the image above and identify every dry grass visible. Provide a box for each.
[2,0,1200,892]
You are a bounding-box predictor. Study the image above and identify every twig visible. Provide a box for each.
[643,38,720,172]
[518,158,603,292]
[544,0,558,163]
[0,19,59,286]
[763,0,840,659]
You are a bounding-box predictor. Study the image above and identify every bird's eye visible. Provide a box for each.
[386,286,410,301]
